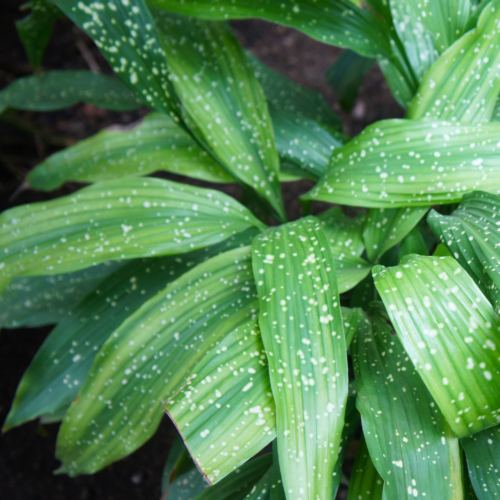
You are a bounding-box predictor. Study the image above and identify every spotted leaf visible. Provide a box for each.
[303,119,500,208]
[352,312,463,499]
[0,177,265,291]
[373,255,500,437]
[252,216,349,500]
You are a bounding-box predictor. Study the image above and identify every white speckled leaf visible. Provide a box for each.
[462,425,500,500]
[352,312,463,499]
[303,119,500,208]
[4,231,255,431]
[408,0,500,122]
[363,207,428,262]
[0,71,142,115]
[0,262,121,328]
[56,245,259,475]
[28,113,234,191]
[373,255,500,438]
[334,255,372,294]
[153,11,285,222]
[0,177,265,291]
[165,319,276,484]
[428,191,500,313]
[49,0,181,118]
[244,466,274,500]
[252,216,349,500]
[346,436,383,500]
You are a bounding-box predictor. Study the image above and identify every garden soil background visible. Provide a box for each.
[0,1,403,498]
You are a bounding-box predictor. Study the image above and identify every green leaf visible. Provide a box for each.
[346,435,383,500]
[0,262,120,328]
[16,0,61,69]
[56,246,259,475]
[398,227,429,261]
[4,231,255,431]
[165,319,276,484]
[335,255,372,294]
[147,0,392,60]
[373,255,500,438]
[0,177,265,291]
[363,207,428,262]
[168,469,207,500]
[252,216,349,500]
[194,455,272,500]
[326,50,374,113]
[162,435,196,492]
[303,119,500,208]
[153,12,285,222]
[353,312,464,499]
[270,442,286,500]
[462,425,500,500]
[408,0,500,122]
[428,191,500,312]
[0,71,143,114]
[49,0,181,118]
[28,113,234,191]
[244,466,274,500]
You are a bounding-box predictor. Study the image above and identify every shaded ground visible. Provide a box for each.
[0,1,403,498]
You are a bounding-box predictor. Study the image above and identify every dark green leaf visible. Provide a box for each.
[373,255,500,438]
[244,466,273,500]
[0,71,142,114]
[303,119,500,208]
[352,312,464,499]
[162,435,196,492]
[270,442,286,500]
[335,255,372,294]
[168,469,207,500]
[398,227,429,261]
[252,216,349,500]
[0,177,265,291]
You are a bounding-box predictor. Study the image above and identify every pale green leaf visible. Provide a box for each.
[28,113,234,191]
[0,177,265,291]
[335,255,372,294]
[153,11,286,222]
[462,425,500,500]
[165,319,276,484]
[56,246,258,475]
[363,207,428,262]
[303,119,500,208]
[0,71,142,114]
[373,255,500,438]
[346,436,383,500]
[352,312,463,499]
[252,216,349,500]
[408,0,500,122]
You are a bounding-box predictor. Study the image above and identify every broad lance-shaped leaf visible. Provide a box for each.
[346,435,383,500]
[362,207,428,262]
[428,191,500,312]
[28,113,234,191]
[56,246,259,475]
[303,119,500,208]
[462,425,500,500]
[373,255,500,438]
[16,0,61,69]
[252,217,349,500]
[0,177,265,292]
[154,12,285,222]
[49,0,181,119]
[352,313,463,499]
[0,261,121,328]
[4,230,256,430]
[147,0,392,60]
[165,319,276,484]
[408,0,500,123]
[0,71,143,114]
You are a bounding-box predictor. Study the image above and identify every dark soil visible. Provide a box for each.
[0,1,403,498]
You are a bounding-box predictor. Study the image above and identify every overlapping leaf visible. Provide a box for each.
[408,0,500,122]
[462,425,500,500]
[0,71,142,114]
[56,246,259,476]
[252,216,348,500]
[303,119,500,208]
[398,227,429,261]
[154,11,285,222]
[363,207,428,262]
[353,312,463,499]
[28,113,233,191]
[373,255,500,438]
[0,177,264,291]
